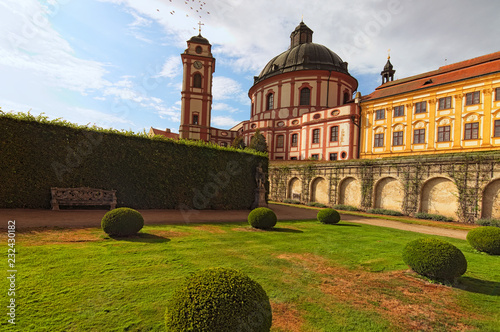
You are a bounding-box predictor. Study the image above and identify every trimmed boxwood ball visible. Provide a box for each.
[402,238,467,281]
[165,267,272,332]
[317,208,341,224]
[248,207,277,229]
[101,207,144,236]
[467,226,500,255]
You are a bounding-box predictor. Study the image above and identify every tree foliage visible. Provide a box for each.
[249,129,268,153]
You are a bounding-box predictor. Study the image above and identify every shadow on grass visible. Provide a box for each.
[269,227,304,233]
[456,276,500,296]
[329,223,362,227]
[108,232,170,243]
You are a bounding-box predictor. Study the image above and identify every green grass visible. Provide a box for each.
[271,201,479,231]
[6,220,500,331]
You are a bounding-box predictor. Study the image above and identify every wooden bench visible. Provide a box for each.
[50,187,116,211]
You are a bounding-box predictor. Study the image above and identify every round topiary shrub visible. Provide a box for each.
[317,208,341,224]
[402,238,467,282]
[248,207,277,229]
[101,207,144,236]
[165,267,272,332]
[467,226,500,255]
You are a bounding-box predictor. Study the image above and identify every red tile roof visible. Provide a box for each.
[149,127,179,139]
[362,51,500,102]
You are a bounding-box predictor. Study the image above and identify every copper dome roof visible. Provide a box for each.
[188,34,210,45]
[253,22,350,85]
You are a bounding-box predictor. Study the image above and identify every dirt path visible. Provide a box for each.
[0,204,469,239]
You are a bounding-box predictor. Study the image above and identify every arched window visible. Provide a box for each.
[300,87,311,106]
[343,92,350,104]
[266,93,274,110]
[193,73,202,88]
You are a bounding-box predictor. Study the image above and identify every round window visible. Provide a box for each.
[291,120,299,125]
[221,132,228,136]
[341,152,347,159]
[251,124,257,129]
[277,121,285,127]
[331,110,340,116]
[195,46,202,54]
[313,114,321,119]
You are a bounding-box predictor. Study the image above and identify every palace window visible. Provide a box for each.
[393,105,404,117]
[494,120,500,137]
[300,87,311,105]
[393,131,404,146]
[266,93,274,110]
[437,126,451,142]
[375,109,385,120]
[464,122,479,140]
[415,101,426,114]
[276,135,284,148]
[374,133,384,147]
[414,129,425,144]
[291,157,298,160]
[329,153,338,161]
[220,142,227,147]
[312,129,320,144]
[465,91,480,105]
[192,113,199,125]
[496,87,500,101]
[311,154,319,160]
[438,96,452,109]
[343,92,350,104]
[193,73,202,88]
[330,126,339,142]
[291,133,298,147]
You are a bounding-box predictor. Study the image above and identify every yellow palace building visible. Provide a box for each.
[360,51,500,159]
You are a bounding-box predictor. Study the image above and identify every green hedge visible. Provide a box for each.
[0,113,268,209]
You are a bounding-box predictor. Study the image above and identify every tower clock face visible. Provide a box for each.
[193,61,202,69]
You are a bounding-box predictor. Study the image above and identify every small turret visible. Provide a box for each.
[290,21,313,48]
[381,55,395,84]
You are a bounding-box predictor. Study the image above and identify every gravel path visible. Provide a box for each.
[0,204,469,239]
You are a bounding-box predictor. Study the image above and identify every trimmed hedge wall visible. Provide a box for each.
[0,114,268,209]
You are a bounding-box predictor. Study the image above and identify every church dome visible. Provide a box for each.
[254,22,350,85]
[188,34,210,45]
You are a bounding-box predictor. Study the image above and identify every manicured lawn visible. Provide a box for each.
[6,220,500,331]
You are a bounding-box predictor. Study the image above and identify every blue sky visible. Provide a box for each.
[1,0,499,133]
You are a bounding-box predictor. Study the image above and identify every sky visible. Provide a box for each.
[1,0,499,133]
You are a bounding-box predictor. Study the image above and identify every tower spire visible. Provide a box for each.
[381,53,395,84]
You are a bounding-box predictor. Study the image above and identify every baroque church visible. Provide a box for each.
[150,21,500,161]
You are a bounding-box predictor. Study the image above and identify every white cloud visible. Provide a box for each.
[212,76,248,104]
[0,0,110,94]
[156,55,182,79]
[212,115,240,129]
[157,100,181,123]
[212,102,241,114]
[66,106,135,128]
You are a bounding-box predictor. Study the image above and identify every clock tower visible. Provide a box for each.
[179,31,215,140]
